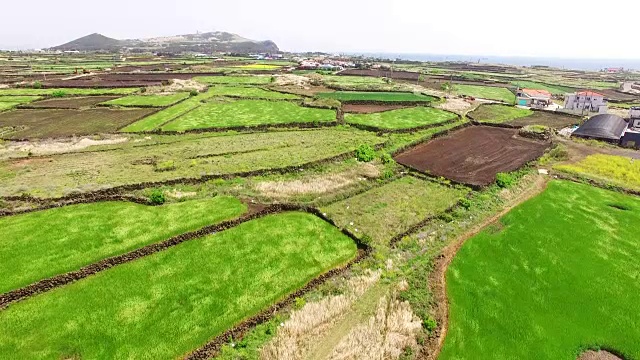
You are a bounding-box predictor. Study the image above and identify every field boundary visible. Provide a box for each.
[152,119,339,134]
[552,171,640,197]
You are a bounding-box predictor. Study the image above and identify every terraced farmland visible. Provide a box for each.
[101,93,190,107]
[317,91,435,103]
[345,106,458,130]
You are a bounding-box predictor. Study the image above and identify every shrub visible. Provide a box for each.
[149,189,165,205]
[189,90,199,97]
[32,81,42,89]
[155,160,176,172]
[382,168,395,180]
[293,297,306,310]
[51,90,66,98]
[496,172,516,188]
[355,144,376,162]
[423,317,437,332]
[360,234,373,247]
[140,87,147,93]
[539,144,569,165]
[380,152,394,164]
[459,197,472,209]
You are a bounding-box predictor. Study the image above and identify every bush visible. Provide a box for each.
[496,172,516,188]
[139,87,147,93]
[32,81,42,89]
[51,90,66,98]
[293,297,306,310]
[459,197,472,209]
[155,160,176,172]
[539,144,569,165]
[355,144,376,162]
[149,189,165,205]
[189,90,199,97]
[380,152,394,164]
[423,317,437,332]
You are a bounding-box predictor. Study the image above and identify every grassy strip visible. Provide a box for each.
[0,103,20,112]
[453,84,515,104]
[554,154,640,192]
[440,181,640,359]
[194,75,274,85]
[345,107,458,130]
[317,91,434,102]
[0,96,42,103]
[102,93,190,107]
[207,86,300,100]
[162,99,335,131]
[323,176,469,245]
[0,197,246,294]
[510,80,574,95]
[120,92,216,132]
[0,212,357,359]
[469,104,533,123]
[0,88,140,96]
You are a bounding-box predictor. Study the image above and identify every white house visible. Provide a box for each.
[564,91,607,113]
[630,106,640,130]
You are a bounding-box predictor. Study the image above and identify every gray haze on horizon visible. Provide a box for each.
[2,0,639,60]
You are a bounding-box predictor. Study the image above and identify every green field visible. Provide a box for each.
[440,181,640,360]
[0,197,246,293]
[470,104,533,123]
[345,106,458,130]
[323,176,468,244]
[511,80,574,95]
[317,91,435,102]
[102,93,190,107]
[0,128,384,197]
[232,64,282,70]
[194,75,274,85]
[555,154,640,192]
[0,212,357,359]
[0,96,43,111]
[0,102,19,111]
[453,85,516,104]
[162,99,335,131]
[207,86,300,100]
[322,75,389,88]
[0,88,140,96]
[120,91,218,132]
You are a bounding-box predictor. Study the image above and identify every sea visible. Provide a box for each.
[345,53,640,72]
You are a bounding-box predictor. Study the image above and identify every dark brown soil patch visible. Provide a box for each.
[578,350,623,360]
[0,108,156,140]
[23,96,120,109]
[394,126,549,186]
[507,111,581,129]
[343,104,411,114]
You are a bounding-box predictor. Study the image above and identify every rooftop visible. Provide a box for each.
[576,91,605,97]
[572,114,628,141]
[521,88,552,98]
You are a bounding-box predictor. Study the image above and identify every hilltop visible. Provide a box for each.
[51,31,280,53]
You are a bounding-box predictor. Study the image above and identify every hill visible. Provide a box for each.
[51,31,280,53]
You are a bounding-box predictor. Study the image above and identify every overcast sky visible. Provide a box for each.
[1,0,638,59]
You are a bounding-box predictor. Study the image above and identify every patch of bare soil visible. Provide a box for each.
[343,104,411,114]
[0,136,128,159]
[420,174,549,360]
[578,350,623,360]
[146,79,207,94]
[255,163,381,199]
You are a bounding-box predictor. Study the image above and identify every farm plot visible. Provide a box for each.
[0,212,357,359]
[440,181,640,360]
[0,197,246,293]
[24,96,119,109]
[453,84,515,104]
[470,104,580,129]
[194,75,273,85]
[345,107,458,131]
[322,75,390,88]
[0,128,384,197]
[101,93,190,107]
[317,91,435,103]
[510,80,574,95]
[555,154,640,192]
[0,96,41,111]
[0,108,156,139]
[395,126,548,186]
[207,86,300,100]
[0,88,139,96]
[322,176,469,244]
[342,104,411,114]
[162,99,335,131]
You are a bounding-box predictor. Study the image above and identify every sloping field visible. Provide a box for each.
[0,212,357,359]
[323,176,468,244]
[0,128,384,197]
[555,154,640,192]
[0,108,156,139]
[470,104,580,129]
[101,93,190,107]
[207,86,300,100]
[440,181,640,359]
[194,75,273,85]
[162,99,335,131]
[0,96,41,112]
[345,107,457,130]
[317,91,434,103]
[342,104,410,114]
[453,84,515,104]
[395,126,548,186]
[24,96,119,109]
[0,197,246,293]
[0,88,139,96]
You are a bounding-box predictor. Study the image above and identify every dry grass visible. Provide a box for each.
[260,271,381,360]
[146,79,207,94]
[254,163,381,199]
[328,295,423,360]
[0,135,128,160]
[436,97,474,115]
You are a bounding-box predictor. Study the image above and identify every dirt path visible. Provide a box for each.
[305,284,389,360]
[421,174,549,360]
[558,138,640,164]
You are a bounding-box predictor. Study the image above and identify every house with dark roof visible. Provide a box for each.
[564,91,607,113]
[516,88,552,108]
[572,114,628,143]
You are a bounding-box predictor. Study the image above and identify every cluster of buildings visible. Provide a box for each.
[294,56,356,71]
[516,88,608,114]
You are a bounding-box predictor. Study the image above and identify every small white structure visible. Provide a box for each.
[564,91,607,113]
[516,88,552,108]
